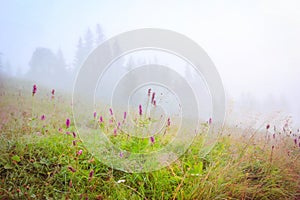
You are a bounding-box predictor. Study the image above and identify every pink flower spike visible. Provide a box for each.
[151,92,156,104]
[72,132,76,138]
[139,105,143,116]
[153,100,156,106]
[123,112,127,120]
[93,111,97,119]
[51,89,55,95]
[99,116,103,123]
[89,170,94,178]
[148,88,151,97]
[109,108,113,116]
[150,136,155,144]
[208,118,212,125]
[266,124,270,130]
[114,128,117,136]
[32,84,37,96]
[167,118,171,127]
[77,149,83,156]
[58,128,62,132]
[119,152,124,158]
[66,118,70,129]
[68,166,76,173]
[40,115,45,120]
[66,131,70,135]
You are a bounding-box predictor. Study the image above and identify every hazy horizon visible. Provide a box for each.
[1,0,299,126]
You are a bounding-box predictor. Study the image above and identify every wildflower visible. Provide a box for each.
[294,138,297,145]
[167,118,171,127]
[72,132,76,138]
[66,131,70,135]
[93,111,97,119]
[32,84,37,96]
[153,100,156,106]
[109,108,113,116]
[72,140,76,146]
[89,170,94,178]
[266,124,270,130]
[208,118,212,125]
[77,149,83,156]
[150,136,155,144]
[66,118,70,128]
[123,112,127,120]
[151,92,156,104]
[58,128,62,132]
[272,145,274,150]
[68,166,76,173]
[139,105,143,116]
[99,116,103,123]
[114,128,117,136]
[117,122,121,129]
[51,89,55,95]
[119,151,124,158]
[148,88,151,97]
[40,115,45,120]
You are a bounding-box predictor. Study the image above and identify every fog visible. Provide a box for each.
[1,0,299,126]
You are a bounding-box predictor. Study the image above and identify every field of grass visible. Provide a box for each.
[0,75,300,200]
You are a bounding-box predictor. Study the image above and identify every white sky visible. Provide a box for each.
[1,0,300,123]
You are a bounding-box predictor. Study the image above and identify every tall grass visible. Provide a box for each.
[0,76,299,199]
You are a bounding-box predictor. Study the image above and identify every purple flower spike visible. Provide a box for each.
[68,166,76,173]
[72,132,76,138]
[119,152,124,158]
[41,115,45,120]
[77,149,83,156]
[150,136,155,144]
[32,84,37,96]
[66,118,70,129]
[93,111,97,119]
[294,138,297,145]
[89,170,94,178]
[266,124,270,130]
[99,116,103,123]
[51,89,55,95]
[139,105,143,116]
[114,128,117,136]
[208,118,212,125]
[151,92,156,104]
[66,118,71,128]
[167,118,171,127]
[123,112,127,120]
[109,108,113,116]
[148,88,151,97]
[72,140,76,146]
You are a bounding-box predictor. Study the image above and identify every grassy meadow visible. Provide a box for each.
[0,75,300,200]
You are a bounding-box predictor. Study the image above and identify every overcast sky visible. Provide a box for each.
[1,0,300,124]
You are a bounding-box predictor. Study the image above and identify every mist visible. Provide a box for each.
[1,0,299,127]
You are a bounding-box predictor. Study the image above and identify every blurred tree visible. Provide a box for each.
[56,48,67,74]
[96,24,105,46]
[83,28,94,58]
[29,47,57,75]
[73,37,85,72]
[28,47,67,85]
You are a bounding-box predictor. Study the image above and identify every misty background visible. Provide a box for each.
[0,0,299,126]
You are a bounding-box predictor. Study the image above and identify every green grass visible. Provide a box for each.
[0,76,300,199]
